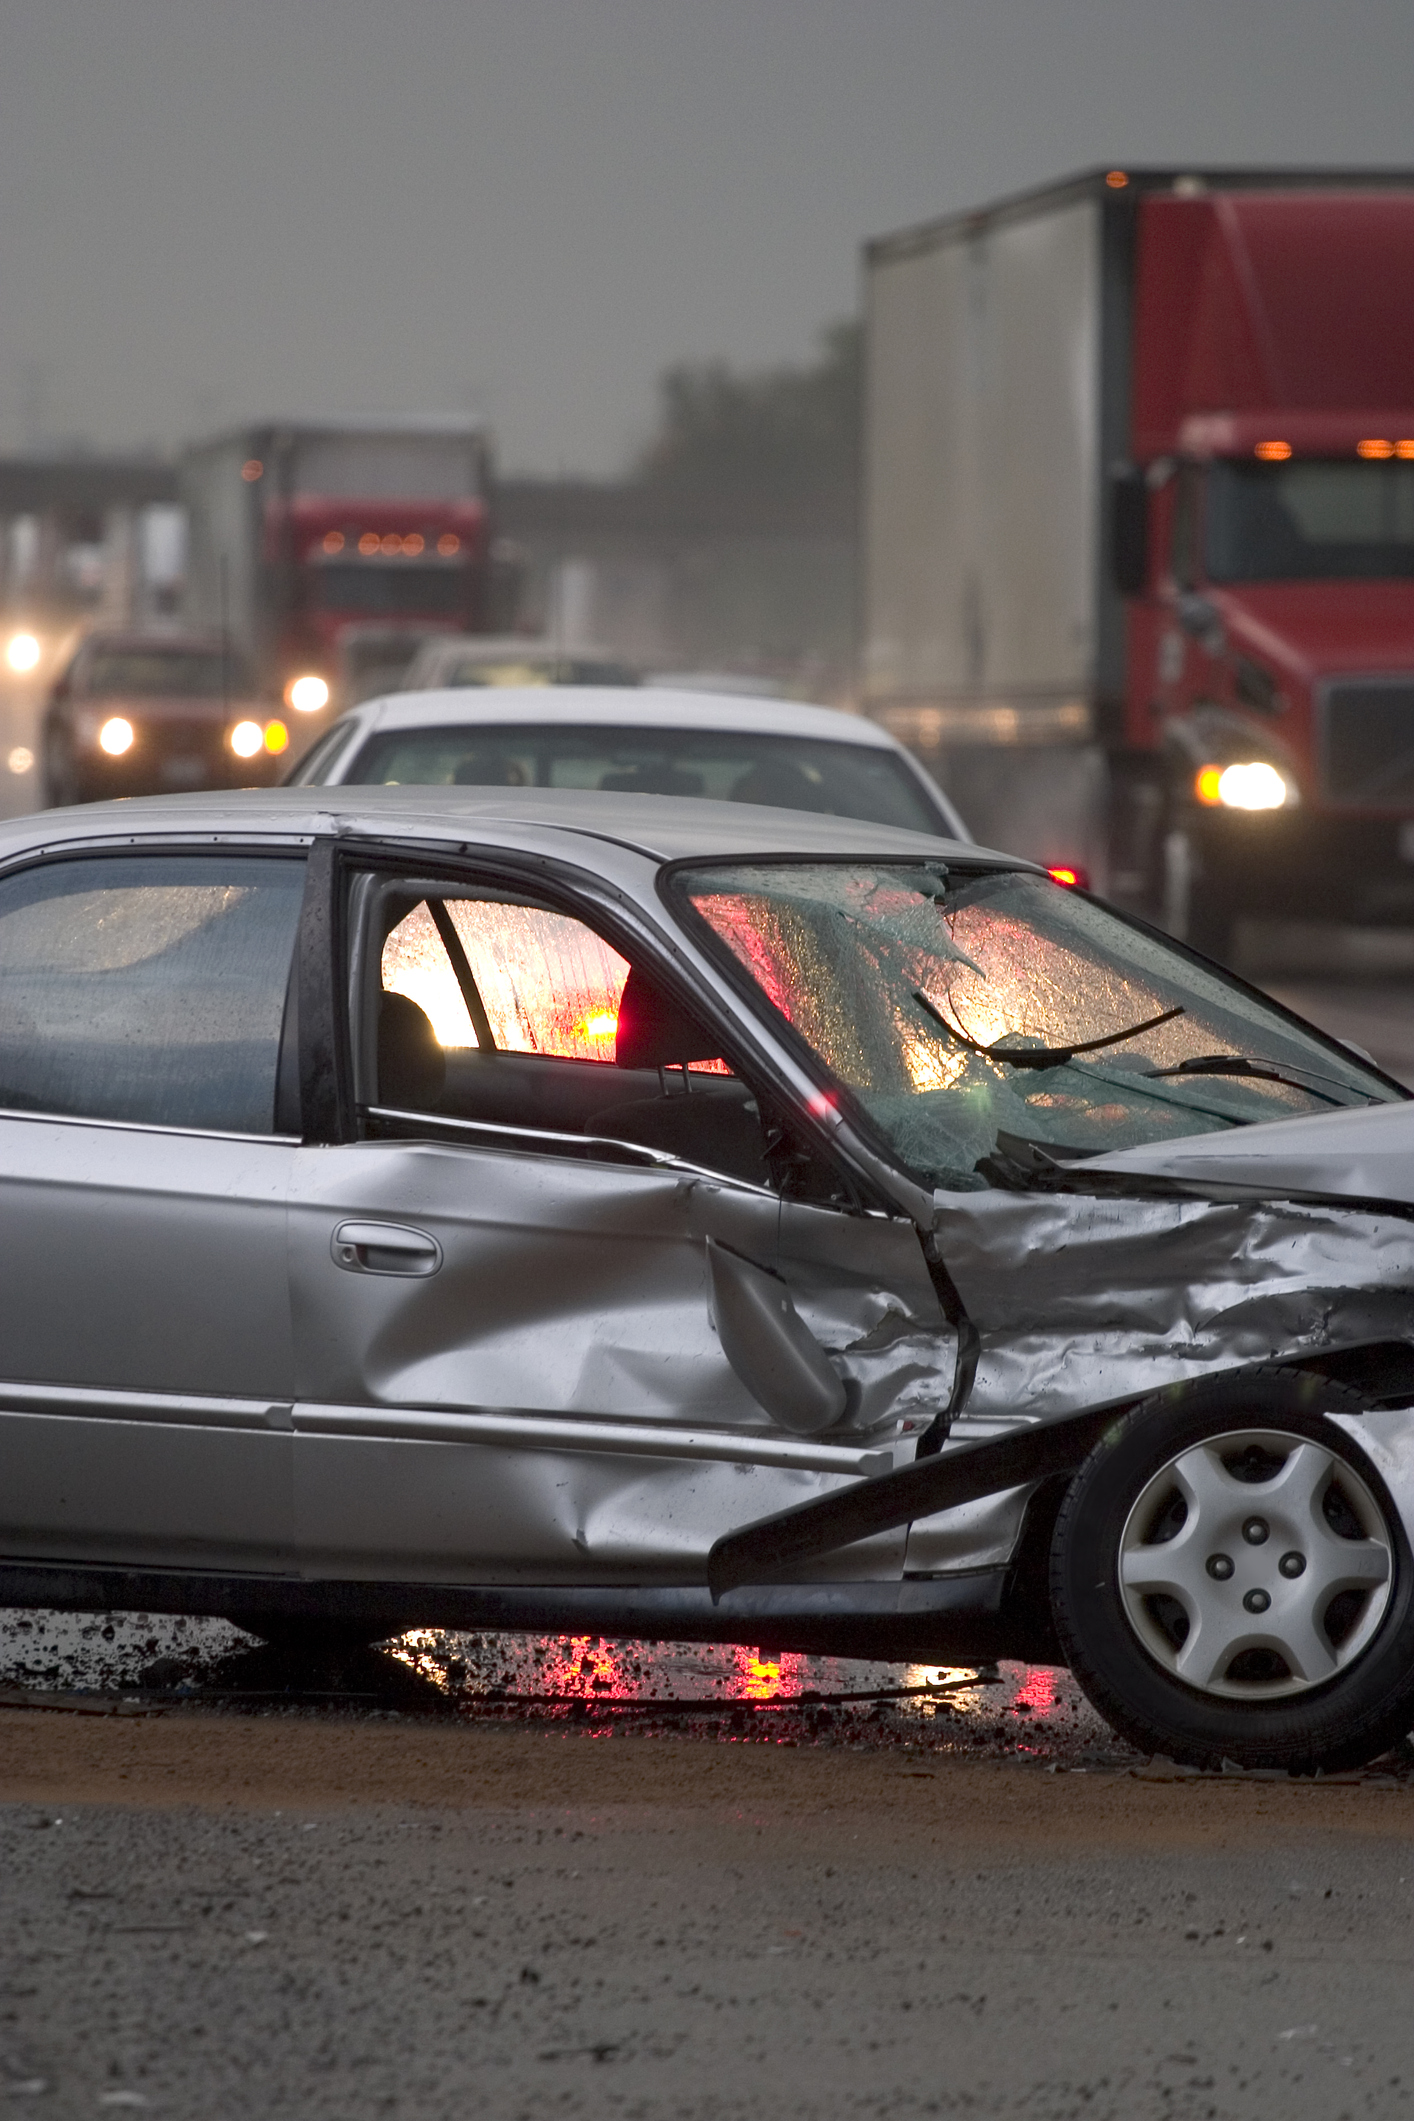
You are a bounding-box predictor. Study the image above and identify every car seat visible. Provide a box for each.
[378,991,446,1110]
[585,965,767,1183]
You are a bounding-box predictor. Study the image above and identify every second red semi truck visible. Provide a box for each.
[863,168,1414,956]
[181,418,493,727]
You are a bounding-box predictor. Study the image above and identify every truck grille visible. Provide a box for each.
[1321,680,1414,809]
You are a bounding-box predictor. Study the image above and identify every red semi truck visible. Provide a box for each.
[863,168,1414,957]
[181,419,492,726]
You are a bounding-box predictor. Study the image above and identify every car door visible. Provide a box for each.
[286,849,950,1586]
[0,845,306,1573]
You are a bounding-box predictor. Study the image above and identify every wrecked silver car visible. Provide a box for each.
[2,784,1413,1770]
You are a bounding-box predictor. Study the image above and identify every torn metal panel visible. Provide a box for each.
[932,1187,1414,1426]
[775,1198,956,1431]
[903,1484,1035,1575]
[1077,1097,1414,1208]
[288,1141,946,1583]
[294,1430,908,1584]
[1328,1407,1414,1536]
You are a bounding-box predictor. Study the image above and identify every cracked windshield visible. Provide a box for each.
[681,862,1400,1190]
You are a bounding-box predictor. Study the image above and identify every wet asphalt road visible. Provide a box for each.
[4,1618,1414,2119]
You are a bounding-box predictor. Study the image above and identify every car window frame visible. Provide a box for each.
[0,835,312,1145]
[313,837,874,1206]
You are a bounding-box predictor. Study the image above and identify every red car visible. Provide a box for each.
[42,631,290,806]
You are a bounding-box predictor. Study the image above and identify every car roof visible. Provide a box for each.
[0,783,1007,870]
[348,685,911,751]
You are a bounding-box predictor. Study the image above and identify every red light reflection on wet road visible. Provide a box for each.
[1013,1666,1057,1713]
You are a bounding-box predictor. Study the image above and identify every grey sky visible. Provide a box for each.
[2,0,1412,474]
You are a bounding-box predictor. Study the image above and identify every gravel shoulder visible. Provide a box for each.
[5,1708,1414,2121]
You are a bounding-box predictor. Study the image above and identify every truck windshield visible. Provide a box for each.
[675,862,1401,1193]
[315,564,466,619]
[1206,459,1414,582]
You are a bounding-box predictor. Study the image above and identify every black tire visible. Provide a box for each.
[1050,1368,1414,1771]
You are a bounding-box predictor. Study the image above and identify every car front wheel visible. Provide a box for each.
[1050,1370,1414,1771]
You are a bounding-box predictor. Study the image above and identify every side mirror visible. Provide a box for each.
[1110,464,1149,597]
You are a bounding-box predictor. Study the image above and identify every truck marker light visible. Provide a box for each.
[240,459,263,481]
[1046,866,1088,888]
[1218,761,1289,811]
[1398,442,1414,459]
[287,675,330,713]
[1358,439,1394,459]
[1195,765,1225,804]
[4,632,40,673]
[1254,440,1291,461]
[358,532,380,555]
[263,720,289,755]
[322,530,345,554]
[380,533,402,555]
[230,720,264,759]
[98,717,134,757]
[403,532,425,555]
[437,533,461,555]
[1105,170,1128,188]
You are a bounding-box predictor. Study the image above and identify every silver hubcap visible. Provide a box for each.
[1118,1427,1394,1700]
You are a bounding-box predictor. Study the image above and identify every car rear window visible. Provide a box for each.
[341,723,943,834]
[0,854,305,1133]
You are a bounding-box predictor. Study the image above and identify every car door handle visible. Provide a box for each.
[331,1221,443,1277]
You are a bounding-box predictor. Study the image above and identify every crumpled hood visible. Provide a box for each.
[1072,1097,1414,1208]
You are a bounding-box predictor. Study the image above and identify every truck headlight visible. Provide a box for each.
[1195,760,1293,811]
[286,674,330,713]
[229,720,264,758]
[98,717,134,756]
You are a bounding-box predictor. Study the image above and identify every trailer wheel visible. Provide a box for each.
[1050,1370,1414,1771]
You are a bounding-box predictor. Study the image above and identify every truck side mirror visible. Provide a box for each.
[1109,465,1149,597]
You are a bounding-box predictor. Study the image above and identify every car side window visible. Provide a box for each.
[382,897,632,1060]
[360,878,786,1188]
[0,853,306,1134]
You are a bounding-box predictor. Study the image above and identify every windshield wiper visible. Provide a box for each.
[913,989,1185,1071]
[1147,1053,1368,1106]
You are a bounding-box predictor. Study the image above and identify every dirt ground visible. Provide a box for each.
[4,1698,1414,2121]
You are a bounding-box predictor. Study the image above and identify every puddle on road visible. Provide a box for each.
[0,1608,1126,1764]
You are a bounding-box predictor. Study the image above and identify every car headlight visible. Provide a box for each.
[5,632,41,675]
[98,717,135,756]
[1195,760,1294,811]
[286,674,330,713]
[229,720,265,759]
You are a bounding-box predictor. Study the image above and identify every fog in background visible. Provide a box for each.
[2,0,1412,473]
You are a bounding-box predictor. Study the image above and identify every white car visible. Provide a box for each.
[285,685,970,842]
